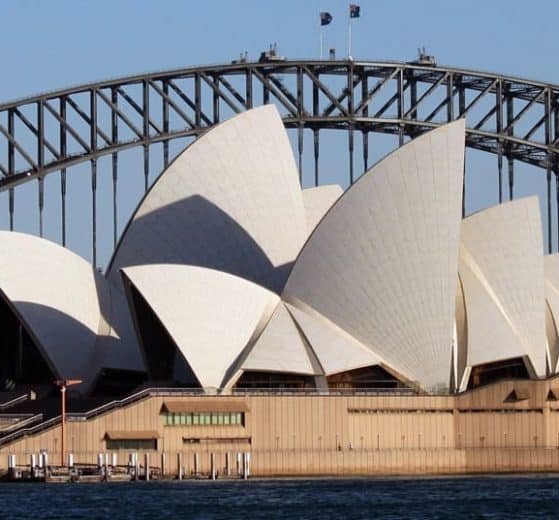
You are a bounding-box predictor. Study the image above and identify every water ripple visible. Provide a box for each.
[0,475,557,519]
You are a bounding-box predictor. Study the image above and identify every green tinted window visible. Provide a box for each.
[162,410,244,426]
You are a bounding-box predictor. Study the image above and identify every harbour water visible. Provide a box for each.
[0,475,557,519]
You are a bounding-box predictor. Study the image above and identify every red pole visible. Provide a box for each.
[60,384,66,467]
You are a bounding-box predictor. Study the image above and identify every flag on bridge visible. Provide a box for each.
[320,12,333,26]
[349,4,361,18]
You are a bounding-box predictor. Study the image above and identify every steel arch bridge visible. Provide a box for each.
[1,59,559,267]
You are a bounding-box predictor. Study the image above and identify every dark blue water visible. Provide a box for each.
[0,475,558,519]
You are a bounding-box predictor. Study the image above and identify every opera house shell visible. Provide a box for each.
[0,104,556,397]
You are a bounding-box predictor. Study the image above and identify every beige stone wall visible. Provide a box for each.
[3,377,559,476]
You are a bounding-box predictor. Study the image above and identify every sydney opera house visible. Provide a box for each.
[2,105,559,476]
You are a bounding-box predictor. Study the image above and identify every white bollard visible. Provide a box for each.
[129,452,138,478]
[194,452,199,475]
[210,453,216,480]
[246,452,251,478]
[242,452,248,480]
[30,453,37,478]
[144,453,150,481]
[7,454,16,478]
[225,452,230,477]
[177,453,183,480]
[40,450,48,469]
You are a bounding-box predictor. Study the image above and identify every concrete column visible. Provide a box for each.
[210,453,216,480]
[161,452,166,477]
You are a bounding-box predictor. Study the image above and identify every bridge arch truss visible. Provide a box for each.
[1,60,559,266]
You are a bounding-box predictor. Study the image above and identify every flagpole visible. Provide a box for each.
[320,24,323,59]
[348,16,352,57]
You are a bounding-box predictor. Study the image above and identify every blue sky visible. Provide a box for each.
[0,0,558,264]
[2,0,557,99]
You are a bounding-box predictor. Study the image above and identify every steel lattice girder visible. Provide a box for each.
[0,60,558,191]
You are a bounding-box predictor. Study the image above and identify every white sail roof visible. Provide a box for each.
[240,302,317,375]
[283,121,465,392]
[302,185,343,236]
[459,197,547,385]
[543,254,559,372]
[0,232,102,387]
[109,105,307,293]
[285,302,382,376]
[121,264,279,390]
